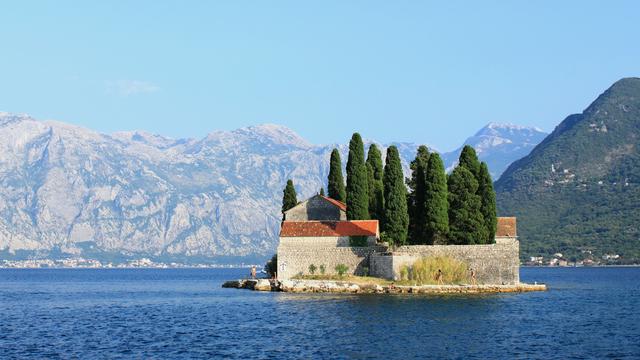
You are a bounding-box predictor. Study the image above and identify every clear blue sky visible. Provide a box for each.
[1,1,638,151]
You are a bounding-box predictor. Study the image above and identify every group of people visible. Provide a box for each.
[432,267,477,285]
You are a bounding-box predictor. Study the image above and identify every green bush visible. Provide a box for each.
[399,265,409,281]
[335,264,349,277]
[319,264,326,275]
[361,266,369,277]
[308,264,317,275]
[404,256,469,285]
[264,254,277,278]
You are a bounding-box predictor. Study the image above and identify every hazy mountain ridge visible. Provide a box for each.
[0,112,543,262]
[442,122,548,178]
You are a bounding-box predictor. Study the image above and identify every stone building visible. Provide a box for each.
[277,195,520,285]
[277,195,382,279]
[283,194,347,221]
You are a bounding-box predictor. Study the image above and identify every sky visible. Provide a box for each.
[1,1,639,151]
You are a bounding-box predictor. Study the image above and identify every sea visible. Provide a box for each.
[1,267,639,359]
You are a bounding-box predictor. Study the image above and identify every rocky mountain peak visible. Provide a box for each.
[235,123,312,148]
[442,122,548,179]
[0,111,546,263]
[0,112,35,126]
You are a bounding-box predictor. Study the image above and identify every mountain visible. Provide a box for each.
[0,112,543,263]
[495,78,640,262]
[441,123,548,178]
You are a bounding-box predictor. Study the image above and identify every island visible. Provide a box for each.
[224,134,547,294]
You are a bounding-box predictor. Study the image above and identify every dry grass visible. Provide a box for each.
[292,256,470,286]
[399,256,470,285]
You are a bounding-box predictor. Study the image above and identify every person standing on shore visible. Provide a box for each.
[435,269,443,285]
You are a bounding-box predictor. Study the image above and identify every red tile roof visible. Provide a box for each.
[496,217,517,237]
[280,220,378,237]
[320,195,347,212]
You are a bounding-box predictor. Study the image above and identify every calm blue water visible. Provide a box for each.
[1,267,639,359]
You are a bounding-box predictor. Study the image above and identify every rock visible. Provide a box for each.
[292,282,307,292]
[254,279,272,291]
[243,280,258,290]
[347,284,360,293]
[279,280,295,292]
[221,280,244,288]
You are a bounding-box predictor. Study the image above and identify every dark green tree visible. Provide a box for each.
[478,162,497,244]
[458,145,481,178]
[264,254,277,278]
[447,166,485,245]
[383,146,409,246]
[407,145,430,244]
[423,153,449,245]
[366,144,384,220]
[281,179,298,219]
[327,148,346,202]
[319,187,325,196]
[346,133,369,220]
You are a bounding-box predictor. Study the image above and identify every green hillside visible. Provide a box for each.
[496,78,640,263]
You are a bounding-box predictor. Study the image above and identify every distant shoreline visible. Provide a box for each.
[520,264,640,268]
[0,264,258,270]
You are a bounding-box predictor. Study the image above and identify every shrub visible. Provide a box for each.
[264,254,277,278]
[308,264,317,275]
[319,264,326,275]
[361,266,369,277]
[404,256,469,285]
[335,264,349,277]
[399,265,409,281]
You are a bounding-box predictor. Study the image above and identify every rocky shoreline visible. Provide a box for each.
[222,279,547,294]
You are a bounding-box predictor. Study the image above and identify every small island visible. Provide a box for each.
[224,134,546,294]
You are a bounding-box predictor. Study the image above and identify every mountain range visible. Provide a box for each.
[0,112,545,263]
[496,77,640,262]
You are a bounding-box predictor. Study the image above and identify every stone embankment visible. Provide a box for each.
[222,279,546,294]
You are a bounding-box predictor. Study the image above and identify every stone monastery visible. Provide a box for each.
[277,194,520,285]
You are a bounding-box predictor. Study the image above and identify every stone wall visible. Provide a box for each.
[369,238,519,285]
[277,236,381,279]
[284,196,346,221]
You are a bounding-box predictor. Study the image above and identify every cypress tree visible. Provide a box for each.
[447,166,485,245]
[346,133,369,220]
[319,187,325,196]
[366,144,384,220]
[327,148,346,202]
[423,153,449,245]
[383,146,409,246]
[281,179,298,219]
[478,162,497,244]
[458,145,481,178]
[458,145,496,244]
[407,145,430,244]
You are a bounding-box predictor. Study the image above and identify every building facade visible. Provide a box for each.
[277,195,520,284]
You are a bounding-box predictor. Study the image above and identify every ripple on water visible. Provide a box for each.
[0,267,639,359]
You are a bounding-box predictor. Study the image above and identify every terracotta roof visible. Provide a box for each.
[280,220,378,237]
[496,217,517,237]
[320,195,347,212]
